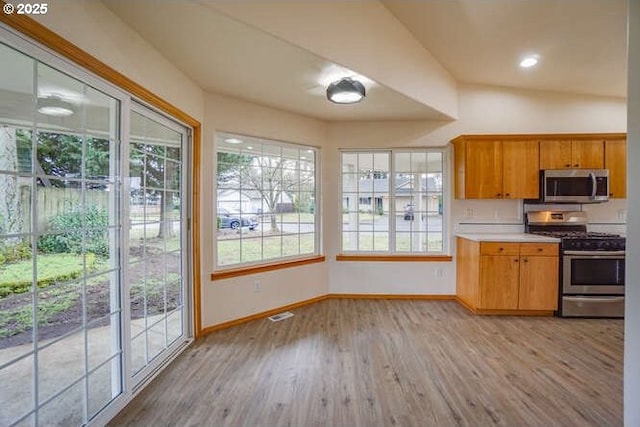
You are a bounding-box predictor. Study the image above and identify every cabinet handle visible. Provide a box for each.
[498,247,504,251]
[496,193,502,198]
[514,259,519,263]
[505,193,510,197]
[574,164,579,167]
[523,258,528,263]
[565,164,571,167]
[537,248,543,252]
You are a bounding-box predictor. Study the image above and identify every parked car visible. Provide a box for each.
[403,204,414,220]
[217,207,258,230]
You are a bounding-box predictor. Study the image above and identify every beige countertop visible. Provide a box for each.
[455,233,561,243]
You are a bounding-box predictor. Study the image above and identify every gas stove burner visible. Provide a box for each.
[531,231,621,239]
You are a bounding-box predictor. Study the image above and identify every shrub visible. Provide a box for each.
[37,206,109,257]
[0,253,95,297]
[0,241,32,267]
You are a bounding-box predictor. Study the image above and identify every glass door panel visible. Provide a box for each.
[0,42,123,426]
[128,106,187,385]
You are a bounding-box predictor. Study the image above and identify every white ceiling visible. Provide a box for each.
[102,0,628,122]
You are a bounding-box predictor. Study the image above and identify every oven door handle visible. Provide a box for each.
[589,172,597,199]
[566,296,625,303]
[564,250,626,256]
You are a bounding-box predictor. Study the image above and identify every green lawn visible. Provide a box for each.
[0,253,96,297]
[217,233,316,266]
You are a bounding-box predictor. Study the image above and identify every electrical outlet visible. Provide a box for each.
[253,280,261,292]
[617,209,626,221]
[466,208,473,217]
[435,267,443,277]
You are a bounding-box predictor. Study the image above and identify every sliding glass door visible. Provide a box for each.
[0,30,192,426]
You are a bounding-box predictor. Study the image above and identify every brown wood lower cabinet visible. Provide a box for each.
[456,237,559,315]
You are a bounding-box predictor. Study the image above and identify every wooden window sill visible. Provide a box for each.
[336,254,453,262]
[211,255,326,281]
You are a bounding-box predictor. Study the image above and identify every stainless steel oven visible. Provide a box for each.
[526,211,626,318]
[562,250,625,317]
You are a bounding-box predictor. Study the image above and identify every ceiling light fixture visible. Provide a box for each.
[37,95,74,117]
[326,77,366,104]
[519,55,539,68]
[224,138,243,144]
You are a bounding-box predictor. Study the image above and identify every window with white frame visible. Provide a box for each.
[215,133,319,267]
[341,149,446,254]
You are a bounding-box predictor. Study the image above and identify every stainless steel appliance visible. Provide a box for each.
[541,169,609,203]
[525,211,625,318]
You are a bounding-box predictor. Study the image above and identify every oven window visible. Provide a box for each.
[570,258,625,286]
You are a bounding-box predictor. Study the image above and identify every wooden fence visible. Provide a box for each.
[20,186,110,232]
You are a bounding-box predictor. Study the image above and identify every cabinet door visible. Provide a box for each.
[465,140,503,198]
[572,140,604,169]
[539,140,572,169]
[502,140,539,199]
[518,256,559,310]
[605,140,626,198]
[479,255,519,309]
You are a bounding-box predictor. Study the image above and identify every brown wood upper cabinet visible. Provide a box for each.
[605,139,626,198]
[539,139,604,169]
[453,137,539,199]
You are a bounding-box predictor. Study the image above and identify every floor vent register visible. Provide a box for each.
[268,311,294,322]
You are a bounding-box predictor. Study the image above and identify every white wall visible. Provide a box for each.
[625,0,640,424]
[202,92,329,327]
[32,1,204,121]
[327,85,627,295]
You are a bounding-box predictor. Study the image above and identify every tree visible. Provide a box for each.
[35,132,110,185]
[0,127,22,240]
[130,143,179,239]
[218,151,314,233]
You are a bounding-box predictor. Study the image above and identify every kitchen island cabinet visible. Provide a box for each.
[456,236,559,315]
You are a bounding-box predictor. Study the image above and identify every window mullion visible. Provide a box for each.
[389,151,395,254]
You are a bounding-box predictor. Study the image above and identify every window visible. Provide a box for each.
[215,133,319,268]
[341,149,446,254]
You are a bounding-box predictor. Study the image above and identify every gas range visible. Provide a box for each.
[525,210,625,318]
[529,230,625,252]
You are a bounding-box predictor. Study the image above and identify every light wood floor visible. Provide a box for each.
[109,299,623,427]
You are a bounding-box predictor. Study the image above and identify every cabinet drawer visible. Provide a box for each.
[519,243,558,256]
[480,242,519,255]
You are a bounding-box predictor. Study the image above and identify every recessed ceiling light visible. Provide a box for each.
[519,55,539,68]
[246,146,253,150]
[224,138,243,144]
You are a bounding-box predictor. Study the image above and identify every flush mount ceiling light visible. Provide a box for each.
[37,95,74,117]
[224,138,243,144]
[326,77,366,104]
[519,55,539,68]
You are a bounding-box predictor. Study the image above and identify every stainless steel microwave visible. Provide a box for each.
[541,169,609,203]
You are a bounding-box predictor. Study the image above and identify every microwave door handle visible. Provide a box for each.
[589,172,596,199]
